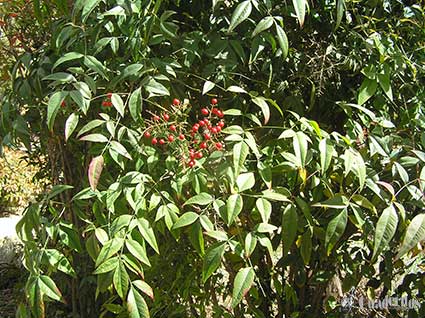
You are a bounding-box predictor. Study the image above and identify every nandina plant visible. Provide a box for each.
[2,1,425,318]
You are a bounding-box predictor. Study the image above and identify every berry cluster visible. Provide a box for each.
[102,93,113,107]
[143,98,225,168]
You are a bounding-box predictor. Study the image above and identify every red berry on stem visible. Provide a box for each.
[200,142,207,149]
[215,142,223,150]
[204,133,211,140]
[159,139,165,145]
[211,127,218,134]
[107,92,112,99]
[215,126,221,132]
[153,115,160,121]
[170,124,177,131]
[217,110,224,118]
[152,138,158,145]
[61,101,66,107]
[211,98,218,105]
[192,124,199,132]
[144,131,151,138]
[172,98,180,106]
[201,108,209,115]
[179,134,185,140]
[218,121,225,128]
[199,120,205,126]
[168,135,174,142]
[188,160,195,168]
[163,113,170,121]
[195,152,203,159]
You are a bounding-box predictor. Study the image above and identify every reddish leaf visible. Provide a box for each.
[88,155,104,190]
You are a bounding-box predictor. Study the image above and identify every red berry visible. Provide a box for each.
[179,134,185,140]
[188,160,195,168]
[152,138,158,145]
[153,115,160,121]
[199,120,205,126]
[211,98,218,105]
[163,113,170,121]
[212,108,218,115]
[201,108,209,115]
[200,142,207,149]
[211,127,218,134]
[61,101,66,107]
[192,124,199,132]
[107,92,112,99]
[215,142,223,150]
[204,133,211,140]
[193,139,199,144]
[172,98,180,106]
[215,126,222,132]
[204,118,210,124]
[170,124,177,131]
[144,131,151,138]
[195,152,203,159]
[159,139,165,145]
[218,121,225,128]
[189,152,195,159]
[168,135,174,142]
[216,110,224,118]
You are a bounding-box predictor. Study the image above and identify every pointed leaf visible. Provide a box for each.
[47,91,68,131]
[275,23,289,59]
[252,96,270,124]
[127,286,150,318]
[172,212,199,229]
[372,205,398,261]
[228,0,252,32]
[231,267,255,308]
[325,209,348,255]
[111,93,125,117]
[88,155,104,190]
[292,0,307,27]
[202,81,215,95]
[282,204,298,255]
[138,218,159,254]
[358,78,377,105]
[202,243,226,283]
[129,88,142,121]
[64,113,79,142]
[396,213,425,259]
[184,193,214,206]
[252,16,274,37]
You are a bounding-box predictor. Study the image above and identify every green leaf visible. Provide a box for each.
[77,119,104,137]
[47,91,68,131]
[228,0,252,32]
[53,52,84,70]
[396,214,425,260]
[172,212,199,229]
[226,194,243,226]
[227,85,247,94]
[231,267,255,308]
[275,23,289,59]
[81,0,102,22]
[132,280,154,300]
[236,172,255,192]
[313,195,348,209]
[372,205,398,261]
[95,238,124,267]
[252,96,270,125]
[47,184,74,200]
[127,287,150,318]
[84,55,108,79]
[125,239,151,266]
[292,0,307,27]
[335,0,345,30]
[93,256,119,274]
[80,133,109,143]
[184,193,214,206]
[39,275,63,302]
[42,249,76,276]
[319,138,333,174]
[222,125,244,135]
[377,73,393,101]
[282,204,298,256]
[202,242,226,283]
[357,77,378,105]
[352,150,366,190]
[300,231,312,264]
[256,198,272,223]
[113,259,129,299]
[70,90,89,114]
[202,81,215,95]
[111,93,125,117]
[233,141,249,176]
[110,141,132,160]
[252,16,274,37]
[129,88,142,121]
[293,131,308,167]
[325,209,348,255]
[43,72,76,83]
[137,218,159,254]
[144,78,170,97]
[88,155,104,190]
